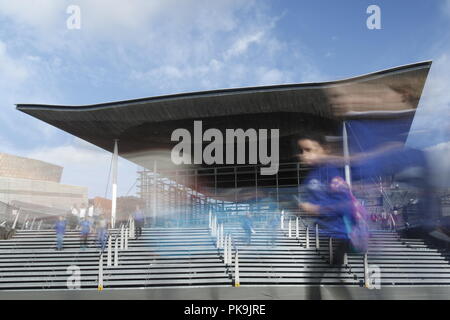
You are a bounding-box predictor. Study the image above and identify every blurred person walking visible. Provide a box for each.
[133,205,145,239]
[88,203,94,218]
[79,203,87,219]
[54,216,67,251]
[79,217,91,250]
[96,214,108,251]
[241,212,255,246]
[266,209,280,247]
[294,133,369,299]
[71,204,79,217]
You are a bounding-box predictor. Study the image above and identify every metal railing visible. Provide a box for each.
[97,219,135,290]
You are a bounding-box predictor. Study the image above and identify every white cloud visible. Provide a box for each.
[0,41,29,85]
[425,141,450,188]
[225,31,265,59]
[0,0,325,199]
[421,54,450,109]
[408,54,450,148]
[26,144,138,198]
[256,67,286,85]
[0,1,63,31]
[0,0,322,93]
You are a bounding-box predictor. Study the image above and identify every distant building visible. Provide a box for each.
[91,196,112,219]
[0,152,88,211]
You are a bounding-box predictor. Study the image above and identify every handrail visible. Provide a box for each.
[97,230,120,291]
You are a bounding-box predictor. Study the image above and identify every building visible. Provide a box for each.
[0,152,88,212]
[16,61,432,226]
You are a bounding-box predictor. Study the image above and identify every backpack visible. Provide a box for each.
[330,177,369,253]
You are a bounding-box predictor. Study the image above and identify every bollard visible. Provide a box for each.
[216,225,220,248]
[224,234,228,265]
[364,253,369,288]
[315,224,320,249]
[114,237,119,267]
[124,228,129,250]
[208,210,212,229]
[129,217,133,239]
[227,234,231,264]
[343,252,348,266]
[228,234,232,264]
[98,254,104,291]
[120,225,124,250]
[280,211,284,230]
[227,235,232,265]
[306,226,310,249]
[296,217,299,239]
[30,217,36,230]
[215,217,218,235]
[107,236,112,267]
[329,238,333,265]
[12,209,21,230]
[211,216,216,236]
[288,219,292,238]
[219,224,224,249]
[234,250,240,287]
[218,224,221,248]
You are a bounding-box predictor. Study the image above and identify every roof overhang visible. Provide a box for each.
[16,61,432,173]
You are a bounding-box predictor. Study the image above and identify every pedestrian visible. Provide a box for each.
[55,216,67,251]
[79,203,87,220]
[71,204,79,217]
[133,205,145,239]
[79,217,91,250]
[293,132,369,299]
[88,203,94,218]
[241,212,254,246]
[96,214,108,251]
[381,210,388,230]
[295,133,369,259]
[388,210,396,231]
[266,207,280,247]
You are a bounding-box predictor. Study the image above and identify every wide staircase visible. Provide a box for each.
[223,222,450,287]
[1,222,450,291]
[0,228,230,290]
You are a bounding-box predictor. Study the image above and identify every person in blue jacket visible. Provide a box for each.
[241,212,254,246]
[294,133,369,300]
[55,216,67,251]
[79,217,91,250]
[295,133,369,262]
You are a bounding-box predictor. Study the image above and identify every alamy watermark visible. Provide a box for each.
[171,121,279,175]
[367,5,381,30]
[66,5,81,30]
[66,265,81,289]
[367,264,381,289]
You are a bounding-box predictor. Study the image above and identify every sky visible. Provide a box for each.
[0,0,450,197]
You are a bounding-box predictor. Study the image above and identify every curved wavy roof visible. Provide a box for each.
[16,61,432,171]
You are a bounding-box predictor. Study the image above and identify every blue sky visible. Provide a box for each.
[0,0,449,196]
